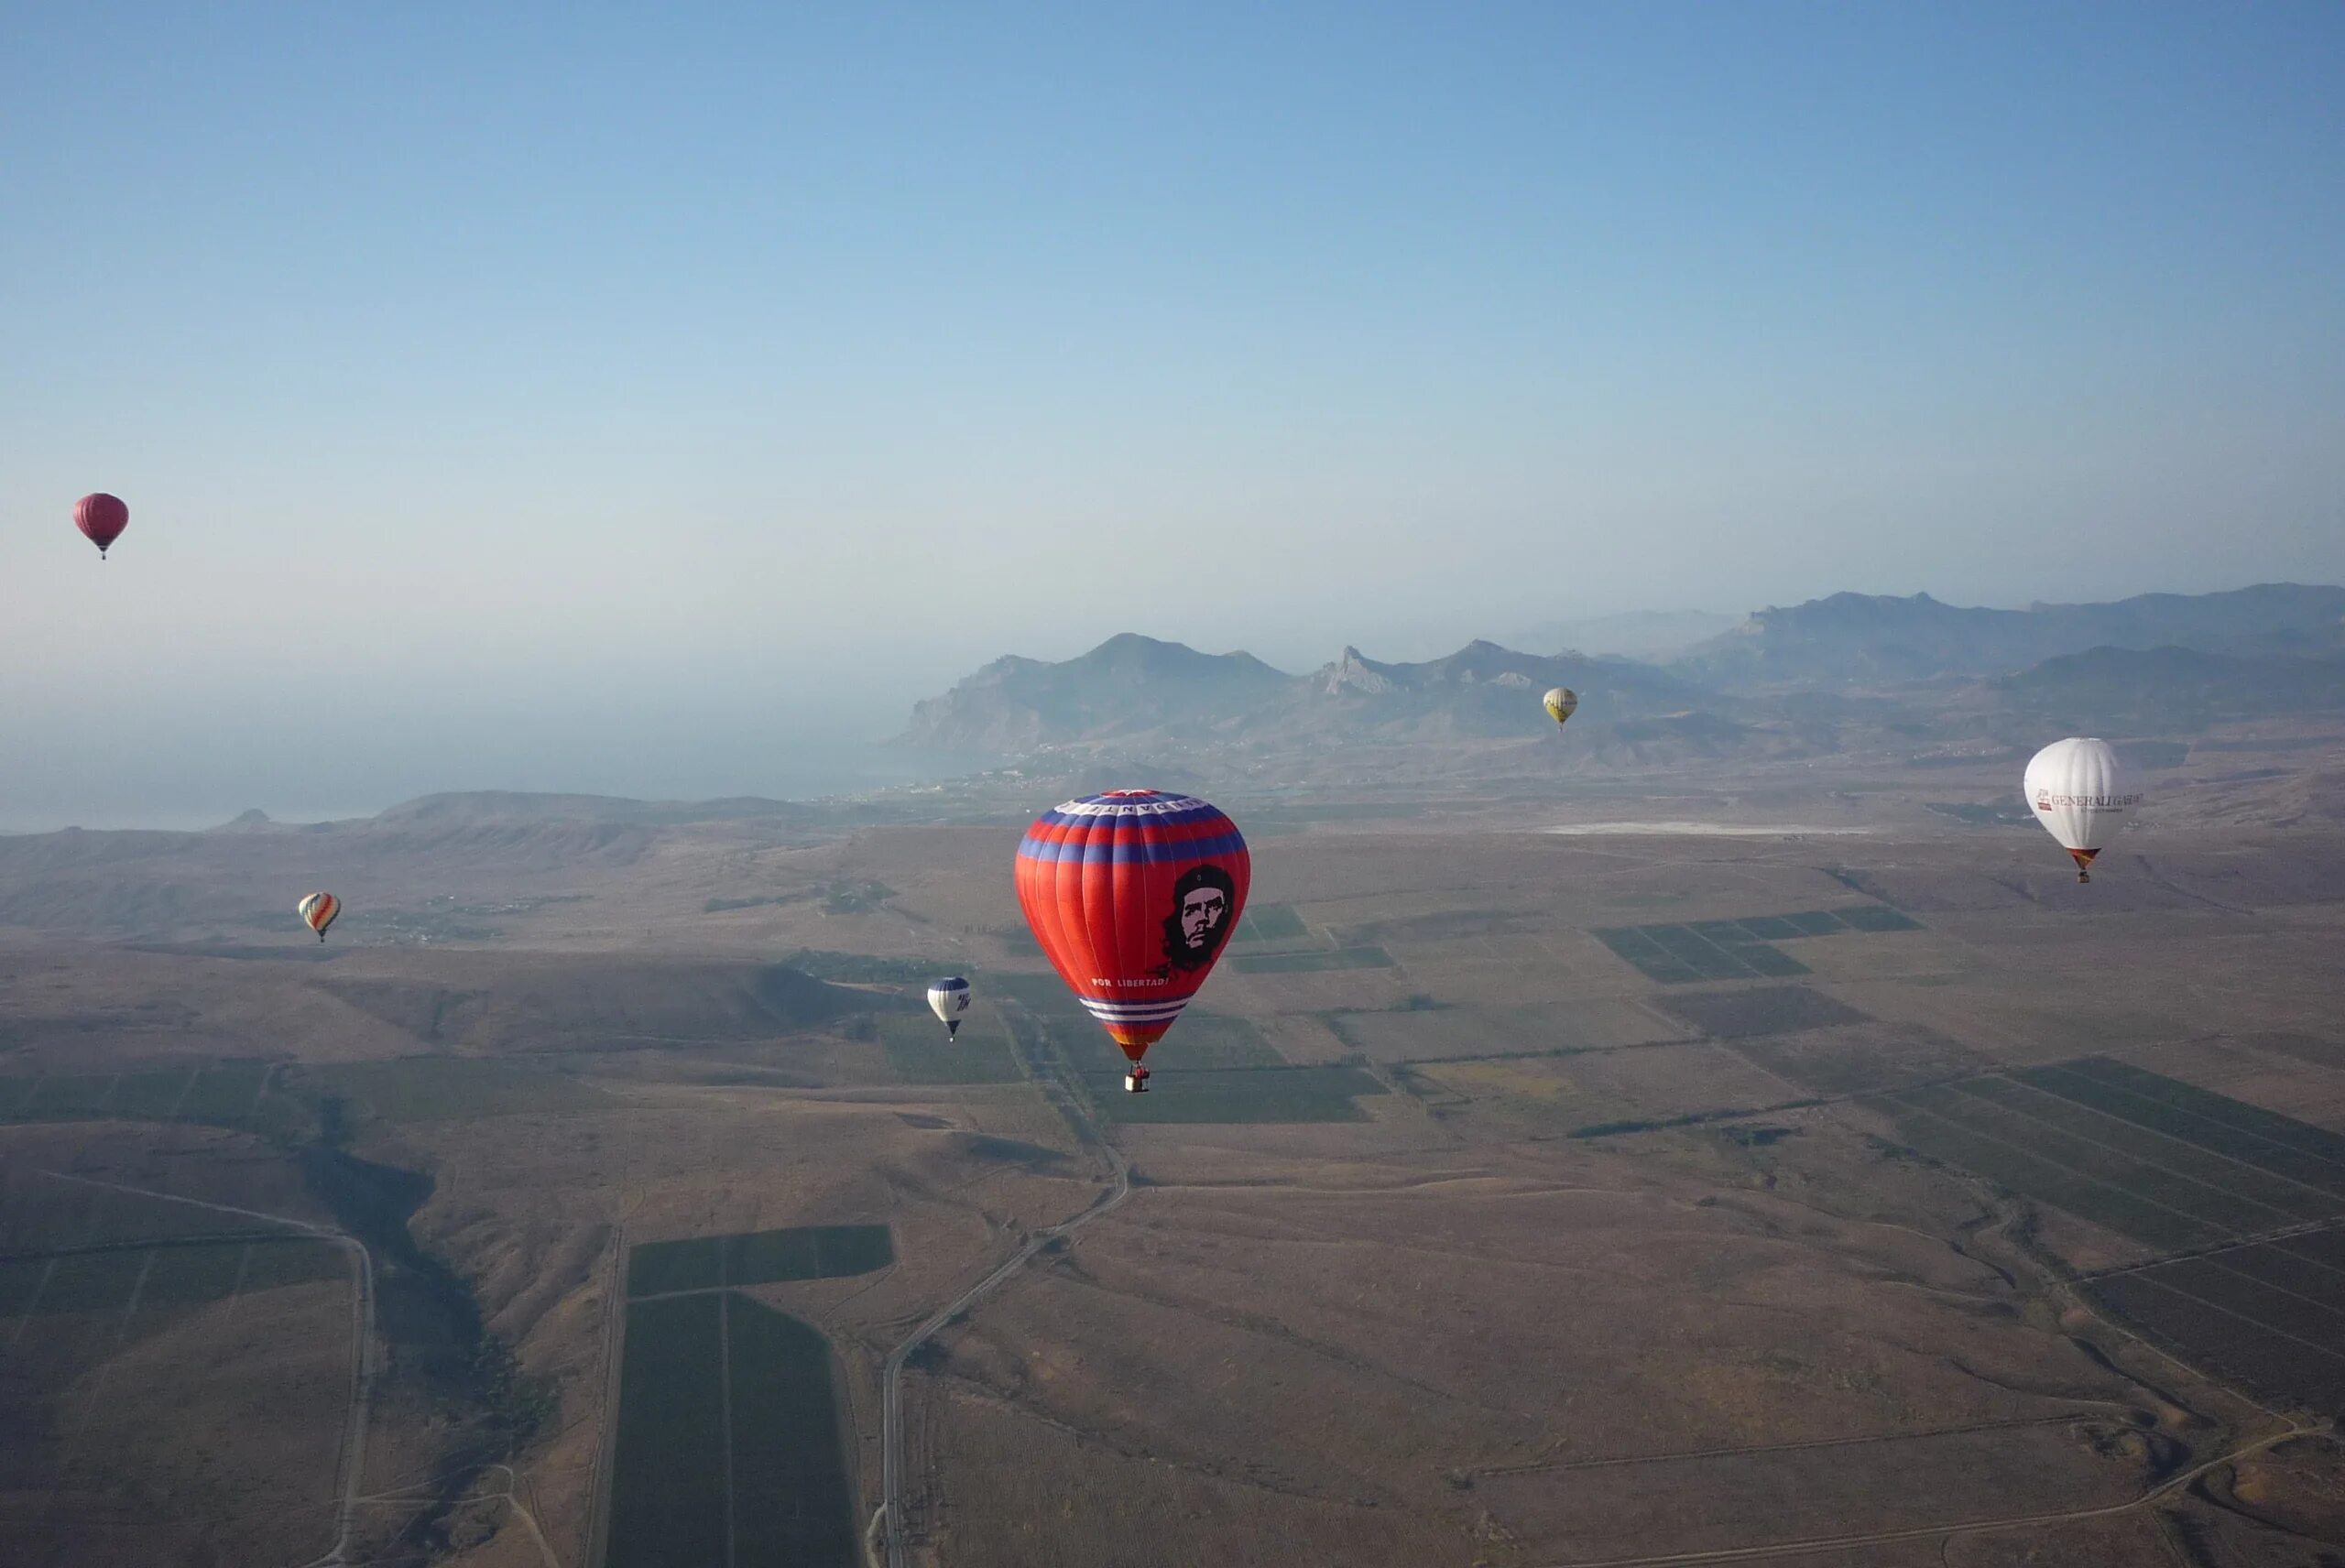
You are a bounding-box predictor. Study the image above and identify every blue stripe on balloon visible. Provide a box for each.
[1015,831,1248,865]
[1037,806,1221,831]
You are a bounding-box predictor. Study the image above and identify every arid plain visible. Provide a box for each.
[3,742,2343,1567]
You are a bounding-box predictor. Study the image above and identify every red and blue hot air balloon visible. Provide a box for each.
[1015,789,1249,1093]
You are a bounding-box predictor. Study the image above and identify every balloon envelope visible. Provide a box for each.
[1543,687,1578,726]
[927,976,972,1036]
[297,891,341,937]
[2023,738,2135,873]
[1014,790,1249,1064]
[75,493,129,555]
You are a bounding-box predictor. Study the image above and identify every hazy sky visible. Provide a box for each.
[5,3,2341,825]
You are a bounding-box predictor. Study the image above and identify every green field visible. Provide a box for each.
[2014,1062,2345,1199]
[1892,1085,2292,1234]
[1329,999,1681,1063]
[725,1297,858,1565]
[0,1236,343,1330]
[2056,1058,2345,1166]
[1595,904,1920,984]
[1726,1025,1989,1095]
[2091,1275,2345,1415]
[1085,1065,1386,1125]
[703,891,813,913]
[988,972,1089,1018]
[1946,1077,2338,1221]
[1045,1011,1286,1077]
[109,1068,200,1118]
[0,1060,283,1129]
[1833,904,1925,933]
[18,1075,123,1118]
[1142,1014,1285,1069]
[1869,1095,2223,1254]
[627,1225,895,1300]
[133,1241,252,1309]
[606,1292,856,1568]
[876,1012,1021,1084]
[29,1248,153,1312]
[1662,986,1870,1040]
[177,1062,274,1121]
[605,1293,728,1568]
[780,948,939,983]
[1869,1061,2345,1261]
[1229,903,1312,948]
[311,1057,613,1122]
[1230,945,1396,975]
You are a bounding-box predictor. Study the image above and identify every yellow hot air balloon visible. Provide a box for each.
[1543,687,1578,727]
[297,892,341,942]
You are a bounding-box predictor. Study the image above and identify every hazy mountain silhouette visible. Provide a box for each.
[900,633,1294,752]
[899,585,2345,770]
[1985,645,2345,734]
[1677,583,2345,687]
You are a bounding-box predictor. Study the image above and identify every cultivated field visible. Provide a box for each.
[0,1127,355,1567]
[2,772,2343,1564]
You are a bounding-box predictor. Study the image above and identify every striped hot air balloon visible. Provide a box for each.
[297,892,341,942]
[1543,688,1578,728]
[1014,790,1249,1093]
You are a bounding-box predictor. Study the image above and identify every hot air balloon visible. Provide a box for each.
[2023,738,2136,883]
[298,892,341,942]
[1543,688,1578,728]
[75,494,129,559]
[1015,789,1249,1093]
[927,976,972,1039]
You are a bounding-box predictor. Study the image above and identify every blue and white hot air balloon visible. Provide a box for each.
[927,976,972,1039]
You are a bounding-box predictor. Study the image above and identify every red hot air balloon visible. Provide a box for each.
[1015,789,1249,1093]
[75,494,130,558]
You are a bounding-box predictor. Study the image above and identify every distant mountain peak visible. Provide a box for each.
[899,633,1292,753]
[1320,647,1394,695]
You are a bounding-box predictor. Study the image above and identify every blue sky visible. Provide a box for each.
[3,3,2341,822]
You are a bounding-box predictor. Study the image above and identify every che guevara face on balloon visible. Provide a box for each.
[1161,864,1237,974]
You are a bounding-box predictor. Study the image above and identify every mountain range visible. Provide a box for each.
[1676,583,2345,687]
[900,584,2345,774]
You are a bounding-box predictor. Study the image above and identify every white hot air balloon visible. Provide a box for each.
[2023,738,2138,883]
[927,976,972,1039]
